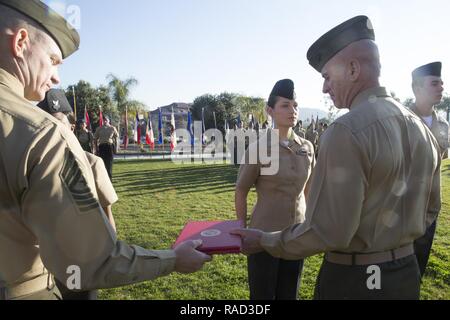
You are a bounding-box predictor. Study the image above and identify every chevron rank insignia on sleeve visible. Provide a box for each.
[60,150,100,214]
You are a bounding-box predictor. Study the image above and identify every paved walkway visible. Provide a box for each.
[114,153,232,161]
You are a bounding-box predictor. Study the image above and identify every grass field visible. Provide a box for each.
[99,159,450,300]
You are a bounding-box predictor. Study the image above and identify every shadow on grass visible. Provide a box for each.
[113,161,240,195]
[442,162,450,178]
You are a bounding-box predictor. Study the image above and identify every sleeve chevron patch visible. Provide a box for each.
[60,150,100,213]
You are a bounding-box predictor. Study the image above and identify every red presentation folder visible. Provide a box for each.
[173,220,244,255]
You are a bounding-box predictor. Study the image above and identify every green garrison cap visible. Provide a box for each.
[268,79,296,107]
[412,62,442,79]
[307,15,375,72]
[0,0,80,58]
[270,79,296,99]
[37,89,73,114]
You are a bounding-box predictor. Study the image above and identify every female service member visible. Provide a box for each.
[235,79,315,300]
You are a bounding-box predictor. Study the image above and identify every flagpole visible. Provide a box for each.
[117,107,120,147]
[72,87,77,119]
[159,108,165,155]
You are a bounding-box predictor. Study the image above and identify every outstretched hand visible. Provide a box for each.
[174,240,212,274]
[230,228,264,255]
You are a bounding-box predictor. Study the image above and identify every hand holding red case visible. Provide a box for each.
[173,220,244,255]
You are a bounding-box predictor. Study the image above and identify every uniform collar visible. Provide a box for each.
[0,68,25,97]
[350,86,390,110]
[263,129,300,149]
[281,131,302,150]
[410,104,438,121]
[292,132,303,146]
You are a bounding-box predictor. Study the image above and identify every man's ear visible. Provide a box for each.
[266,106,273,118]
[11,28,30,59]
[348,59,361,82]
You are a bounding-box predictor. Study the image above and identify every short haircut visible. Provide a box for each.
[412,77,426,95]
[0,4,46,44]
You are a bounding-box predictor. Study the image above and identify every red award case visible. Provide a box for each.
[173,220,244,255]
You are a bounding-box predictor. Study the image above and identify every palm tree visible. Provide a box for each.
[107,74,148,145]
[106,74,145,114]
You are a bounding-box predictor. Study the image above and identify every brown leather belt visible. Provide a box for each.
[325,244,414,266]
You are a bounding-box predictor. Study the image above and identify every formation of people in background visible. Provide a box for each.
[0,0,448,302]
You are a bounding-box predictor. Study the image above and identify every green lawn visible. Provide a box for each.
[99,159,450,300]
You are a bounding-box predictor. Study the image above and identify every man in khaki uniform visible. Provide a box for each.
[233,16,441,300]
[38,89,119,233]
[0,0,210,300]
[293,120,306,139]
[94,117,119,180]
[410,62,448,278]
[305,122,318,147]
[38,88,119,300]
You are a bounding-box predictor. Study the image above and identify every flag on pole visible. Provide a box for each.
[158,108,163,145]
[123,106,129,150]
[213,111,217,129]
[99,106,104,127]
[187,111,194,146]
[146,112,155,150]
[237,114,242,129]
[170,107,177,152]
[225,120,230,136]
[201,108,206,145]
[84,106,91,131]
[134,113,141,145]
[249,114,255,131]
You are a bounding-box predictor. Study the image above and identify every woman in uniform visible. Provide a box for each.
[75,119,95,153]
[235,79,315,300]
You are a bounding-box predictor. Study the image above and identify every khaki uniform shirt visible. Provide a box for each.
[94,126,118,146]
[294,126,306,139]
[85,152,118,207]
[236,132,315,232]
[0,69,175,298]
[260,87,441,260]
[305,128,318,146]
[410,105,449,158]
[77,130,94,152]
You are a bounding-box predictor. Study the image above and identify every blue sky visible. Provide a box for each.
[46,0,450,111]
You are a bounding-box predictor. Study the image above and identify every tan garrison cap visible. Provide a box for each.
[307,15,375,73]
[0,0,80,58]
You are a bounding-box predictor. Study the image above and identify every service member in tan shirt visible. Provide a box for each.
[0,0,210,300]
[37,89,119,234]
[94,118,119,180]
[236,79,315,300]
[410,62,448,278]
[233,16,441,300]
[37,88,119,300]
